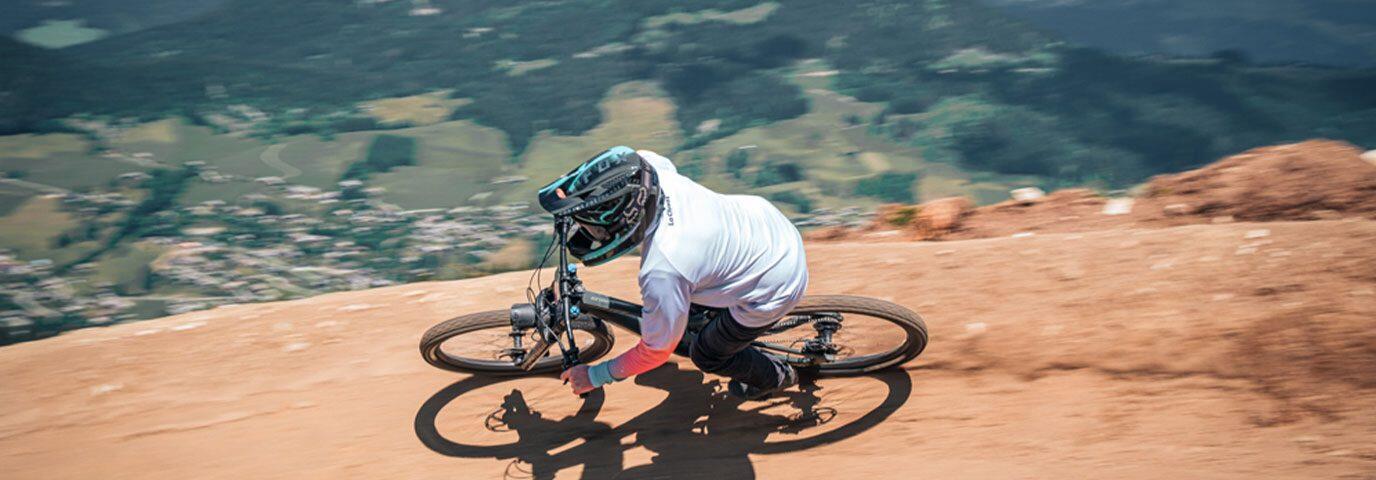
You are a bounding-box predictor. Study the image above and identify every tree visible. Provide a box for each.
[253,200,284,216]
[854,172,918,203]
[342,134,417,180]
[725,149,750,179]
[753,161,803,187]
[768,191,813,213]
[747,34,809,68]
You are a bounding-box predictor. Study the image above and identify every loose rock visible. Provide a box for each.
[1010,187,1046,202]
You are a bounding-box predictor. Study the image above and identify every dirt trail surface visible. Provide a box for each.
[3,220,1376,479]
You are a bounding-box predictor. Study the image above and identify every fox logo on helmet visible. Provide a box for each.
[569,148,633,193]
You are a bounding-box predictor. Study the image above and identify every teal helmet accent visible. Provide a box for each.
[538,146,661,266]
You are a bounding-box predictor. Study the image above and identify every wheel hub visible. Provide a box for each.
[801,314,843,362]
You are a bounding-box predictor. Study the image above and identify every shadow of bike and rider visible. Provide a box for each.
[414,363,913,479]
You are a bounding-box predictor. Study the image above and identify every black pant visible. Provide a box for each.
[689,311,788,389]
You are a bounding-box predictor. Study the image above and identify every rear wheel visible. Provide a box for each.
[420,310,615,375]
[758,295,928,377]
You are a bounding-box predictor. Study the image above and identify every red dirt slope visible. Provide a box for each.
[2,219,1374,479]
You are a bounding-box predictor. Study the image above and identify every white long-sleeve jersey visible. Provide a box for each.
[633,149,809,353]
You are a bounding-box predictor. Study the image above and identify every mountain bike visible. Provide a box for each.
[420,216,928,380]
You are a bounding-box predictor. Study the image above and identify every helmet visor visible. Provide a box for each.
[571,195,630,227]
[572,222,612,244]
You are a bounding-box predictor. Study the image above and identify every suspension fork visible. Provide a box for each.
[555,218,583,369]
[517,217,585,372]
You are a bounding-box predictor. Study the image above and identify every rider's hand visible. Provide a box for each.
[560,364,597,395]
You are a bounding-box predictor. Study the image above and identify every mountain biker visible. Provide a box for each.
[538,146,809,400]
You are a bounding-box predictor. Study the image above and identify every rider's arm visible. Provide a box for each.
[595,270,691,382]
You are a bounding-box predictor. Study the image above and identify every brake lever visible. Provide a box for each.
[561,345,588,398]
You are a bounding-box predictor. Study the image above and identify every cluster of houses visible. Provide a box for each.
[1,253,141,343]
[2,153,874,344]
[0,180,557,343]
[156,192,552,301]
[794,206,874,229]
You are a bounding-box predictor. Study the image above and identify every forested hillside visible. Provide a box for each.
[5,0,1373,186]
[980,0,1376,67]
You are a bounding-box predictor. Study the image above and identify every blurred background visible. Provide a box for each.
[1,0,1374,343]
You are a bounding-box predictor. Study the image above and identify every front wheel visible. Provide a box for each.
[760,295,928,377]
[420,310,615,375]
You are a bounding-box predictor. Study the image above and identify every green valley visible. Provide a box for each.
[1,0,1374,343]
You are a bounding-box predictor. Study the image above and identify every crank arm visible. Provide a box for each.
[751,341,804,355]
[520,326,579,372]
[520,336,553,371]
[752,341,835,363]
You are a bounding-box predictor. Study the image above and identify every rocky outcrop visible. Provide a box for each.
[869,197,974,240]
[1141,140,1376,221]
[831,140,1376,242]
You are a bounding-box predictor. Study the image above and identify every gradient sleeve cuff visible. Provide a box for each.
[606,340,675,379]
